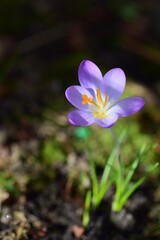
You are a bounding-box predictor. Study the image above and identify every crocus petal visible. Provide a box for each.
[78,60,103,90]
[95,113,118,128]
[108,97,145,117]
[65,86,93,110]
[103,68,126,107]
[68,110,95,126]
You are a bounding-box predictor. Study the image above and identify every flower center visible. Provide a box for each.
[82,89,108,119]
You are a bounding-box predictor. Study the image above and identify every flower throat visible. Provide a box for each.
[82,89,108,119]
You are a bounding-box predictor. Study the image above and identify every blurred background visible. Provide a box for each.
[0,1,160,238]
[0,0,160,122]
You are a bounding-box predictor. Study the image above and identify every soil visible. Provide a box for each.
[0,173,159,240]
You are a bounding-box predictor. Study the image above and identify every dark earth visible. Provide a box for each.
[0,177,159,240]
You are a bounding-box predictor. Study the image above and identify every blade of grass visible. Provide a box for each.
[120,162,159,209]
[99,148,116,190]
[89,157,99,204]
[82,190,92,226]
[121,144,146,194]
[100,129,126,193]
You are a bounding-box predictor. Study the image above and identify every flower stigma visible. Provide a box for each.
[82,89,108,119]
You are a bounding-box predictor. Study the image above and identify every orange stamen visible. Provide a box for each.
[82,94,92,104]
[82,89,108,119]
[82,94,100,108]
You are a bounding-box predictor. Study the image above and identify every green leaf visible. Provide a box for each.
[82,190,92,226]
[89,157,99,205]
[121,144,146,194]
[99,148,116,190]
[120,162,159,209]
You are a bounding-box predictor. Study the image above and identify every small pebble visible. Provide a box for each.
[110,208,135,231]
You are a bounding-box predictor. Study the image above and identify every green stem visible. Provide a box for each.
[110,128,122,176]
[89,156,99,207]
[110,128,121,160]
[110,128,123,211]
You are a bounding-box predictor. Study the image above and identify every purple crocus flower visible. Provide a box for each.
[65,60,145,128]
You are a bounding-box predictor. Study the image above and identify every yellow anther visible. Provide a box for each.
[82,89,108,119]
[96,89,103,104]
[90,99,101,108]
[93,112,107,119]
[82,94,100,108]
[103,94,108,107]
[82,89,108,113]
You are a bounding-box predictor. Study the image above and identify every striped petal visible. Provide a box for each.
[95,113,118,128]
[78,60,102,91]
[103,68,126,107]
[108,97,145,117]
[65,86,93,110]
[68,110,95,126]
